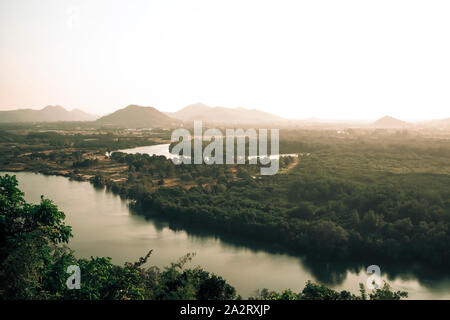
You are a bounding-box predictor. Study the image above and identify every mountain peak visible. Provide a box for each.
[182,103,209,111]
[96,105,179,128]
[42,105,66,112]
[124,104,143,109]
[378,115,398,121]
[123,105,159,112]
[372,115,408,128]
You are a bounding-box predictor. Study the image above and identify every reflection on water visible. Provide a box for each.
[115,143,299,162]
[115,144,176,159]
[3,170,450,299]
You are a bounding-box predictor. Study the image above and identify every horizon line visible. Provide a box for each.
[0,104,448,123]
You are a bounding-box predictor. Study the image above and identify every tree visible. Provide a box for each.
[287,202,315,220]
[0,174,72,299]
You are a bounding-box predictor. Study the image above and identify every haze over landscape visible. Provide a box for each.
[1,104,449,130]
[1,0,450,121]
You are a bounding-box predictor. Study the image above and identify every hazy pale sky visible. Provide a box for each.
[0,0,449,120]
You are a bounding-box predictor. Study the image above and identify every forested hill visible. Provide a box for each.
[96,105,181,128]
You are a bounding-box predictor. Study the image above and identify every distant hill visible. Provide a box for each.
[0,105,99,122]
[96,105,180,128]
[371,116,409,128]
[422,118,450,129]
[167,103,285,124]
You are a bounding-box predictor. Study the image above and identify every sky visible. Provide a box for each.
[0,0,449,121]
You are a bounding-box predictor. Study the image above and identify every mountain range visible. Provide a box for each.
[0,105,98,122]
[166,103,285,124]
[1,104,449,129]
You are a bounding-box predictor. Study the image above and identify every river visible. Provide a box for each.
[3,144,450,299]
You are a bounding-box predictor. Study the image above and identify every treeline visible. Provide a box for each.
[279,128,450,158]
[23,132,156,150]
[168,138,301,163]
[250,281,407,300]
[0,130,163,158]
[109,151,295,186]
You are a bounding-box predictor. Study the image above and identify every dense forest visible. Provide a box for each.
[96,131,450,271]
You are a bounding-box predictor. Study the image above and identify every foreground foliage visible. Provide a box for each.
[250,282,407,300]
